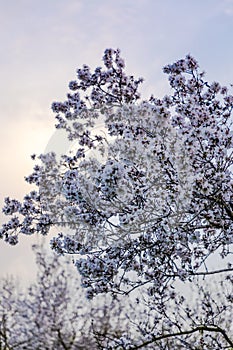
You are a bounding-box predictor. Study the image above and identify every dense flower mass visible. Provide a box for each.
[1,48,233,302]
[1,47,233,349]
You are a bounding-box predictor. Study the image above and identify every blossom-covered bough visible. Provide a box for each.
[1,48,233,348]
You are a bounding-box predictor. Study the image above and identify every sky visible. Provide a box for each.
[1,0,233,284]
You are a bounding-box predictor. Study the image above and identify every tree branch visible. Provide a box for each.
[129,325,233,349]
[165,267,233,279]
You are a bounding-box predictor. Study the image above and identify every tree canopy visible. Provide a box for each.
[1,48,233,348]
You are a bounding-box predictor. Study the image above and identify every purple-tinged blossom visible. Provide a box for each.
[2,197,21,215]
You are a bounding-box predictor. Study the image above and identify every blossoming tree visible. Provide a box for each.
[1,48,233,348]
[0,245,129,349]
[1,247,232,349]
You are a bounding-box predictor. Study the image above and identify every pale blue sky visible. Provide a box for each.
[1,0,233,283]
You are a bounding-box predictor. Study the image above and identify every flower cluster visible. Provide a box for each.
[51,48,143,141]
